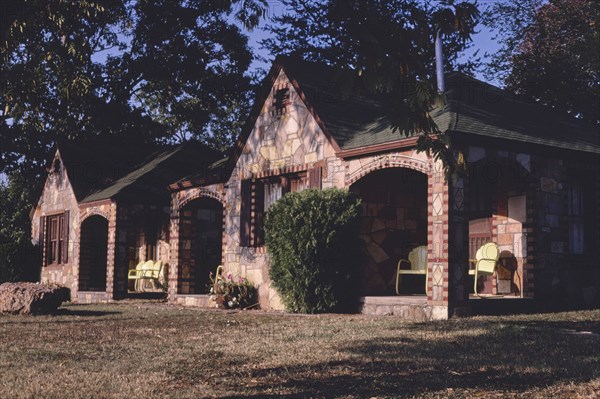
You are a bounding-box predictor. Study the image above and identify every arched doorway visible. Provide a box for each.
[79,215,108,291]
[178,197,223,295]
[350,168,428,295]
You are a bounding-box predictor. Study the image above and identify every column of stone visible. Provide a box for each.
[168,194,180,303]
[106,203,117,299]
[112,203,129,299]
[427,160,450,319]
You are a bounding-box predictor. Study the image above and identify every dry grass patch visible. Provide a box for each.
[0,303,598,398]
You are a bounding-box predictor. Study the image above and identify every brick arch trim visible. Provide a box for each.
[345,154,432,186]
[177,188,225,210]
[80,210,110,223]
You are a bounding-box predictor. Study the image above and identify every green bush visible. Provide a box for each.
[264,188,362,313]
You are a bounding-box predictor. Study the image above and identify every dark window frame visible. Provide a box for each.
[45,211,69,266]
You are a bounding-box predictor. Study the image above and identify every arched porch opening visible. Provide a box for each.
[79,215,108,291]
[177,197,223,295]
[350,167,428,296]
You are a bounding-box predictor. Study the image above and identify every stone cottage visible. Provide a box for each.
[32,56,600,319]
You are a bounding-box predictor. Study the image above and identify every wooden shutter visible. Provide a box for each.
[281,176,290,195]
[309,166,322,189]
[39,216,46,267]
[254,180,265,246]
[61,210,69,263]
[240,180,252,247]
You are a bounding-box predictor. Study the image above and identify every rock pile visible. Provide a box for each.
[0,282,70,315]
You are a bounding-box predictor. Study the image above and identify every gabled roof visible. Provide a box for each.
[80,141,223,204]
[229,56,599,166]
[57,139,156,202]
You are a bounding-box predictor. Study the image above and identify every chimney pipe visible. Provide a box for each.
[435,29,445,93]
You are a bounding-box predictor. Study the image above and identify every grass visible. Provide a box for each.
[0,303,598,398]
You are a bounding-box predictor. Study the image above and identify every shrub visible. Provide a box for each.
[264,188,362,313]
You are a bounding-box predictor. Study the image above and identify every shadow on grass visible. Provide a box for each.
[219,319,600,398]
[54,308,122,317]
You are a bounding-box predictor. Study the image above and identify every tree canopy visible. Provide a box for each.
[483,0,600,124]
[1,0,267,176]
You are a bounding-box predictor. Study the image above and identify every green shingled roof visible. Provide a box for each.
[80,141,223,204]
[275,56,599,154]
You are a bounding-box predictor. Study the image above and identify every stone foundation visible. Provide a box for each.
[358,296,434,321]
[77,291,110,304]
[174,294,210,308]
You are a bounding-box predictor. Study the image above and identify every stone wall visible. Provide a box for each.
[532,156,600,307]
[31,151,80,300]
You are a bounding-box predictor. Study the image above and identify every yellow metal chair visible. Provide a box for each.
[468,242,500,295]
[128,260,151,291]
[138,260,163,291]
[396,245,428,295]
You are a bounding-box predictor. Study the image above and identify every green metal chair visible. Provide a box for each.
[396,245,428,295]
[468,242,500,295]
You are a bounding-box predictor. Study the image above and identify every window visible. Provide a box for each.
[240,171,314,247]
[272,85,290,117]
[44,211,69,265]
[568,182,584,255]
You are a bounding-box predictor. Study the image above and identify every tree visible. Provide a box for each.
[262,0,479,172]
[483,0,600,124]
[1,0,267,176]
[480,0,544,84]
[0,172,41,282]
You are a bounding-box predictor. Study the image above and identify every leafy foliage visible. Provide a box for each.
[483,0,599,124]
[264,189,361,314]
[0,172,42,282]
[262,0,479,174]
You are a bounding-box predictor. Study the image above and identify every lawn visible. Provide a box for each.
[0,303,598,399]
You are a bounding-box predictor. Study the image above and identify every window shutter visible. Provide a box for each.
[39,216,46,267]
[254,180,265,246]
[61,210,69,263]
[309,166,322,189]
[240,180,252,247]
[281,176,290,195]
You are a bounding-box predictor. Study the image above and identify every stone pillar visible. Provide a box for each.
[427,160,450,319]
[168,196,180,303]
[112,203,129,299]
[448,175,470,316]
[105,202,117,299]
